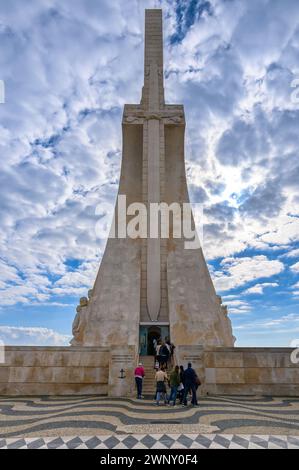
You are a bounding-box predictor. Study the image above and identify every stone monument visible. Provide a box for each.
[70,9,235,354]
[2,10,298,400]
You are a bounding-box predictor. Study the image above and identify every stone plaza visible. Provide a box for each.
[1,395,299,449]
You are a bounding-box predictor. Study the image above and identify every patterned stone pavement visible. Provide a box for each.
[1,433,299,449]
[0,395,299,448]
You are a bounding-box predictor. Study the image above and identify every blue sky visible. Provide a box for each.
[0,0,299,346]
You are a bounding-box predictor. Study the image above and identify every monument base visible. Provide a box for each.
[0,345,298,397]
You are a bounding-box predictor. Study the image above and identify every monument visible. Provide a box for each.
[1,9,297,399]
[70,9,235,354]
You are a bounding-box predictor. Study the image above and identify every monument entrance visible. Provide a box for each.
[139,324,170,356]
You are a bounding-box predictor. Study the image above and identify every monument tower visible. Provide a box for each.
[71,9,235,354]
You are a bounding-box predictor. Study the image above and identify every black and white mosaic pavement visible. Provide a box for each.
[1,395,299,448]
[1,433,299,449]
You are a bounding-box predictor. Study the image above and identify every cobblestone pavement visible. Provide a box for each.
[0,395,299,448]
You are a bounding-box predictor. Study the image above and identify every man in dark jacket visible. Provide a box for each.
[182,362,199,406]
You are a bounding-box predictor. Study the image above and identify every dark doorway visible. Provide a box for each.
[147,326,161,355]
[139,325,170,356]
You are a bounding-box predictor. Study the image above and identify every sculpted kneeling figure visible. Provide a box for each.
[70,295,90,346]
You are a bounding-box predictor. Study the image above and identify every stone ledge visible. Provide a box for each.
[0,366,108,384]
[205,347,294,352]
[3,346,109,352]
[0,383,108,396]
[205,383,299,396]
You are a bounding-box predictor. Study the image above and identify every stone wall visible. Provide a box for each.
[108,345,136,397]
[0,346,109,395]
[1,345,298,397]
[204,347,299,396]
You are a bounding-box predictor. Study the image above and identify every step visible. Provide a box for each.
[138,356,161,394]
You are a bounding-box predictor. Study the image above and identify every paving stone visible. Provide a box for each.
[250,435,269,448]
[65,437,83,449]
[27,439,45,449]
[85,436,103,449]
[177,434,194,448]
[195,435,213,448]
[46,437,65,449]
[268,436,287,449]
[7,439,26,449]
[0,439,7,449]
[140,435,157,448]
[231,435,249,449]
[214,434,231,449]
[121,436,139,449]
[159,434,175,448]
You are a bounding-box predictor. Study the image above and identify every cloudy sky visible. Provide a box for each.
[0,0,299,347]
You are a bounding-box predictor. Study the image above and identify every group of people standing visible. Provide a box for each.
[153,337,175,369]
[134,360,200,407]
[154,362,200,406]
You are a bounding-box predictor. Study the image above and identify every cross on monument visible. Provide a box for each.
[123,10,185,322]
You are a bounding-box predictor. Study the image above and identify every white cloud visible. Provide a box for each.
[0,326,70,346]
[225,299,252,315]
[222,295,239,300]
[0,285,44,306]
[213,255,284,291]
[281,248,299,258]
[28,301,73,307]
[291,261,299,272]
[55,260,98,288]
[234,313,299,333]
[243,282,279,295]
[259,218,299,246]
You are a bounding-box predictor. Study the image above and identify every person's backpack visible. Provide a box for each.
[195,375,201,386]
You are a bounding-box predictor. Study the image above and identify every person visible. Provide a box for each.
[155,341,162,368]
[178,365,185,404]
[170,342,175,363]
[134,362,145,399]
[159,341,170,369]
[155,367,168,405]
[182,362,199,407]
[166,339,175,365]
[165,339,171,366]
[153,338,161,368]
[168,365,180,406]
